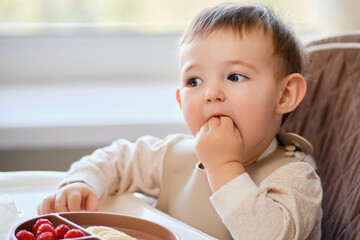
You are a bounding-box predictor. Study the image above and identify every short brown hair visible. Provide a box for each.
[180,3,308,77]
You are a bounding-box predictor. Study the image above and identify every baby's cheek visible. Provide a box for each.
[183,113,204,136]
[233,110,261,137]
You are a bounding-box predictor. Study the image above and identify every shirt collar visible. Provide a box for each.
[257,138,278,162]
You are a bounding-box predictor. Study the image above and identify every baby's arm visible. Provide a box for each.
[38,134,190,215]
[211,162,322,239]
[195,116,245,192]
[38,182,99,214]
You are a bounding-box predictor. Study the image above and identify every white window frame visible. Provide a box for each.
[0,32,181,85]
[0,31,190,149]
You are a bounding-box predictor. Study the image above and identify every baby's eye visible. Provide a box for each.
[187,77,204,87]
[228,73,248,82]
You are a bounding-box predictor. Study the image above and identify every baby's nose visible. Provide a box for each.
[205,85,225,103]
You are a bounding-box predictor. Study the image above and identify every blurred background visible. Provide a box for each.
[1,0,359,171]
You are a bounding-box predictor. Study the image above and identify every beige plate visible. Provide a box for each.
[11,212,179,240]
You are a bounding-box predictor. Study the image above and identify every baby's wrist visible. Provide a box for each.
[58,180,87,190]
[208,161,245,175]
[205,161,246,192]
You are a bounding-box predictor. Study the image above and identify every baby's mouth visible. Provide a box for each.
[207,114,239,128]
[208,113,229,121]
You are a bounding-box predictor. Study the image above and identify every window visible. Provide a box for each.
[1,0,359,149]
[1,0,359,85]
[0,0,325,36]
[0,0,331,86]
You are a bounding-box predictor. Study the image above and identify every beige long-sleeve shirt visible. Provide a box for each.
[59,133,322,240]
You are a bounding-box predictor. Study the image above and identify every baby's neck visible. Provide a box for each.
[243,138,277,166]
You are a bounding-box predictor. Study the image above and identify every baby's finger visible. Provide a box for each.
[235,125,242,139]
[37,204,41,215]
[208,117,220,129]
[38,195,55,215]
[196,122,208,139]
[54,192,70,213]
[220,116,234,129]
[85,193,99,211]
[233,124,243,146]
[203,121,210,132]
[67,191,82,212]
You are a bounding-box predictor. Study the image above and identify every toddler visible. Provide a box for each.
[39,3,322,240]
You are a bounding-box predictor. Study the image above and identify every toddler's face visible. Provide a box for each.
[178,28,285,161]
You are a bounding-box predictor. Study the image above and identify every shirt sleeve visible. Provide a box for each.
[210,162,323,240]
[57,133,192,198]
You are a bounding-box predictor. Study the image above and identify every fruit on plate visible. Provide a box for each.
[36,232,54,240]
[64,229,86,239]
[87,226,136,240]
[36,223,57,238]
[32,219,53,234]
[55,224,71,239]
[15,230,35,240]
[15,218,86,240]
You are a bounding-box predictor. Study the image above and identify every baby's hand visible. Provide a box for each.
[37,182,99,215]
[195,116,243,170]
[195,116,245,191]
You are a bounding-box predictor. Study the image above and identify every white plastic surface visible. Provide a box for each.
[0,193,23,232]
[0,171,216,240]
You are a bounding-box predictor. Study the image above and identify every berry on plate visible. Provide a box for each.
[55,224,70,239]
[36,223,57,239]
[15,230,35,240]
[35,232,54,240]
[32,219,53,234]
[64,229,86,238]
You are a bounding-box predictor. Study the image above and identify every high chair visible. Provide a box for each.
[281,31,360,240]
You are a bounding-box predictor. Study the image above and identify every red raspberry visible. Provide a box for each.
[64,229,86,238]
[35,232,54,240]
[32,219,53,234]
[55,224,70,239]
[36,224,57,239]
[15,230,35,240]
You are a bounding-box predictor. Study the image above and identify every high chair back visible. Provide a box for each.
[281,31,360,240]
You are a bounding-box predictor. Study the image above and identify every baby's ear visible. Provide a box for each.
[176,88,182,109]
[275,73,307,114]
